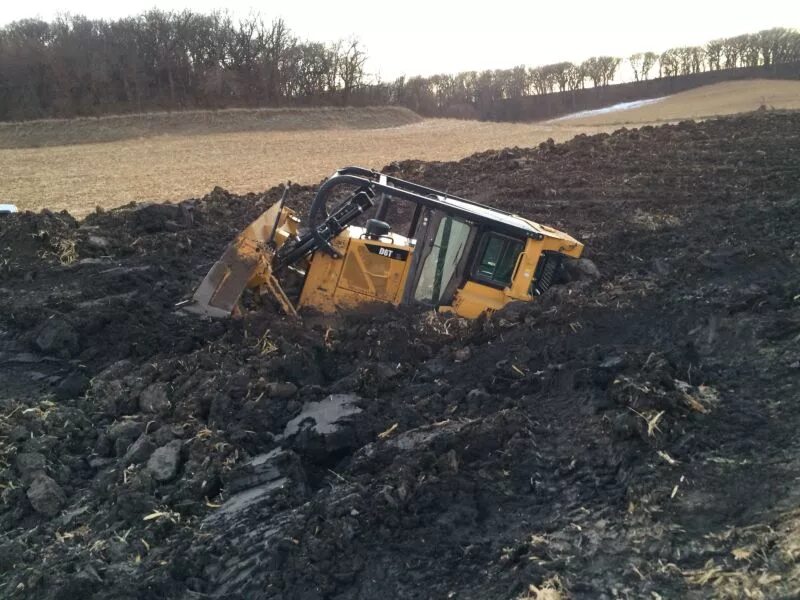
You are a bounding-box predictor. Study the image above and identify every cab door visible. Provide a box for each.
[404,210,475,307]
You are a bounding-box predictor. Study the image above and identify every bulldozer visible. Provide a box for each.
[186,166,583,320]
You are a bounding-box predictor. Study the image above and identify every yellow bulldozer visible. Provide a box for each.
[186,167,583,320]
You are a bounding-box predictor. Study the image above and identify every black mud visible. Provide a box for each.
[1,111,799,599]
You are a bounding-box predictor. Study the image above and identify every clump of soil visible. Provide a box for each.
[0,111,799,600]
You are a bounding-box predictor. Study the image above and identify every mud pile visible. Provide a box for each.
[1,111,799,599]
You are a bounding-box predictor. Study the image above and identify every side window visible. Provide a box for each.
[473,233,524,286]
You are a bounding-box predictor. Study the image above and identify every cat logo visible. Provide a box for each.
[378,247,394,258]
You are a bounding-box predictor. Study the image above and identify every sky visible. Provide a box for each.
[1,0,798,80]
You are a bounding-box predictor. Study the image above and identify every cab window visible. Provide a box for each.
[473,233,524,286]
[413,215,472,305]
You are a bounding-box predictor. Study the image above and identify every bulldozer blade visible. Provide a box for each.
[184,201,285,318]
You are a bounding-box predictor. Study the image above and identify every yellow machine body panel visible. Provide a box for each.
[447,233,583,319]
[296,222,584,319]
[299,227,414,313]
[447,281,507,318]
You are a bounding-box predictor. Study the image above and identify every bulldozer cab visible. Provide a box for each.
[186,166,583,320]
[400,198,579,317]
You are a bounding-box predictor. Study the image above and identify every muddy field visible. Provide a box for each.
[1,110,799,599]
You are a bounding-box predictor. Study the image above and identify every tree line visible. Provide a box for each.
[0,11,375,120]
[400,28,800,116]
[0,12,798,121]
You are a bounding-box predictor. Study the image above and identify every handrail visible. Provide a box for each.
[308,170,544,241]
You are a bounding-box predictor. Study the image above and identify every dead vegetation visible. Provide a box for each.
[519,576,566,600]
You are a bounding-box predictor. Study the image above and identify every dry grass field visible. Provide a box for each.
[557,79,800,125]
[0,119,612,216]
[1,79,798,216]
[0,105,422,149]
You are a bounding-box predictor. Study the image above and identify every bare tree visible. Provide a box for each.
[339,38,367,104]
[641,52,658,80]
[628,53,644,81]
[705,40,723,70]
[546,62,574,92]
[580,57,603,87]
[598,56,621,85]
[659,49,680,77]
[566,63,584,90]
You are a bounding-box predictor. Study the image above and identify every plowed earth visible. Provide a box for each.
[1,111,799,600]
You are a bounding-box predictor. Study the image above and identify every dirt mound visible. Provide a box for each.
[1,110,799,599]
